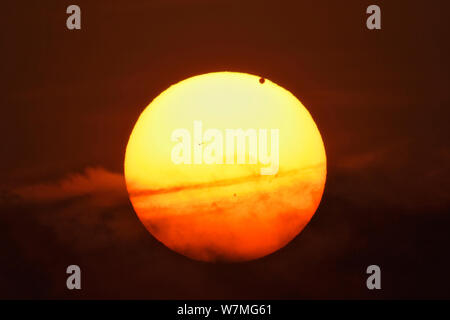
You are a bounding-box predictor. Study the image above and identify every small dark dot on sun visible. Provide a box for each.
[259,77,265,84]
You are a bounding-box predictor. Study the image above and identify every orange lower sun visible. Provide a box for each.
[124,72,326,262]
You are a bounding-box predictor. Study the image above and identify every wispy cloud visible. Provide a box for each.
[12,167,128,207]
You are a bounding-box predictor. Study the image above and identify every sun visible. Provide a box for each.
[124,72,326,262]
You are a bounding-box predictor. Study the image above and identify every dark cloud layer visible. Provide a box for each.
[0,0,449,299]
[12,167,127,207]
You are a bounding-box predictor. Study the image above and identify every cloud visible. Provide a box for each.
[335,149,385,171]
[12,167,128,207]
[3,167,142,257]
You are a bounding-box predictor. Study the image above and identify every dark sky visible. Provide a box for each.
[0,0,449,299]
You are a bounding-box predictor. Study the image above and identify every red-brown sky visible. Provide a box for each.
[0,0,449,298]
